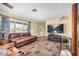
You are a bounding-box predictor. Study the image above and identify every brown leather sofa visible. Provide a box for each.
[8,32,38,48]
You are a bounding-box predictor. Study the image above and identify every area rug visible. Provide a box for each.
[18,37,60,56]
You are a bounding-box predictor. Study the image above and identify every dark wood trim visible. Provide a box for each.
[72,3,78,56]
[2,3,13,9]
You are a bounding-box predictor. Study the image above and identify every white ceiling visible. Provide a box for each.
[0,3,72,21]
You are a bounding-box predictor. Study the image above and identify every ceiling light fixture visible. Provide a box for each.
[32,9,37,12]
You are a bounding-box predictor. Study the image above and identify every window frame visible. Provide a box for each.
[10,21,28,33]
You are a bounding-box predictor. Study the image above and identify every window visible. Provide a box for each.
[16,23,22,32]
[10,21,28,33]
[23,24,28,32]
[10,22,15,32]
[0,16,2,30]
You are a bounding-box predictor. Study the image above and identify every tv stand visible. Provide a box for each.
[48,34,68,43]
[48,34,61,42]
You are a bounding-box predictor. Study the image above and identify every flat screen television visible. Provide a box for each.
[47,24,64,33]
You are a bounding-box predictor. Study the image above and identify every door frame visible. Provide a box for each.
[71,3,78,56]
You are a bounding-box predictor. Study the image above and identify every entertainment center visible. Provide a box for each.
[47,24,68,43]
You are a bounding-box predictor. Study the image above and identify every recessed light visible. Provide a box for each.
[32,9,37,12]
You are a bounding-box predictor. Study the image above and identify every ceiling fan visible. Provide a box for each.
[2,3,13,9]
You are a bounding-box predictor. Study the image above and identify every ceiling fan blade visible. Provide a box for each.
[2,3,13,9]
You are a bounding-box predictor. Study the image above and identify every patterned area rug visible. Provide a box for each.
[18,37,60,56]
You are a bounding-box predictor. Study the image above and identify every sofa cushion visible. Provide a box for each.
[15,39,25,44]
[9,33,15,39]
[16,33,19,37]
[24,37,35,42]
[10,37,20,42]
[9,33,17,39]
[9,33,19,39]
[24,38,31,41]
[14,37,20,40]
[21,37,26,39]
[25,36,31,38]
[25,32,31,36]
[20,33,24,37]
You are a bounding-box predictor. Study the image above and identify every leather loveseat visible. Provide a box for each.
[8,32,38,48]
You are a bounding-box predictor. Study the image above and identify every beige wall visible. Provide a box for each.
[31,20,45,37]
[30,15,72,38]
[45,16,72,37]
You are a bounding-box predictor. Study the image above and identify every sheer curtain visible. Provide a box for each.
[1,16,10,40]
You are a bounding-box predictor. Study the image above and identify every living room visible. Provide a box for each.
[0,3,78,56]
